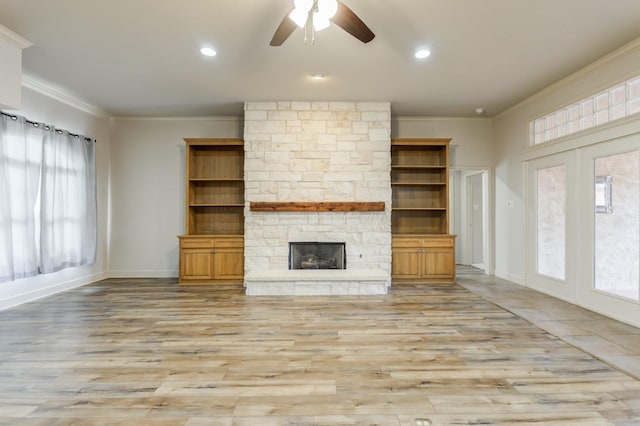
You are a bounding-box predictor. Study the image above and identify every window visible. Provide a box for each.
[0,113,96,282]
[532,76,640,144]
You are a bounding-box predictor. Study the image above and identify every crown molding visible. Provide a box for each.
[0,25,32,49]
[22,76,109,117]
[111,115,242,121]
[393,116,493,122]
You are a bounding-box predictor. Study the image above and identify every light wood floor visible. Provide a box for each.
[0,272,639,425]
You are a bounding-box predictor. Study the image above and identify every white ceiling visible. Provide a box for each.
[1,0,640,118]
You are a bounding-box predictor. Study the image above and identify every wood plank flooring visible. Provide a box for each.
[0,277,639,425]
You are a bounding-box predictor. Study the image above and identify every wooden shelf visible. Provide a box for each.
[250,201,385,212]
[391,182,446,186]
[391,165,446,169]
[392,208,447,211]
[391,138,451,235]
[189,178,244,182]
[390,138,455,283]
[180,138,245,285]
[184,139,244,237]
[189,204,244,207]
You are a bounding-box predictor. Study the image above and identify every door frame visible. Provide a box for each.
[466,172,485,268]
[450,166,494,275]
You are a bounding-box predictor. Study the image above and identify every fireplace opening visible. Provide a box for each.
[289,242,346,270]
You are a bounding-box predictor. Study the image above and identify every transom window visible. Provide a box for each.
[531,75,640,145]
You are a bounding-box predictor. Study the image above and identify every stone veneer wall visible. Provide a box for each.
[243,101,391,276]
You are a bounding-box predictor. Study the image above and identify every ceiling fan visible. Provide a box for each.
[270,0,375,46]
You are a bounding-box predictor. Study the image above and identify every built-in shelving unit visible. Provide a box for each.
[391,138,456,283]
[391,139,450,234]
[185,139,244,235]
[178,138,244,284]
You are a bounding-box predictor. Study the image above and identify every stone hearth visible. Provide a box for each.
[244,269,389,296]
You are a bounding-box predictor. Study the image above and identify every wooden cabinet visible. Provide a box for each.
[178,236,244,284]
[391,138,456,283]
[392,235,456,283]
[178,138,244,284]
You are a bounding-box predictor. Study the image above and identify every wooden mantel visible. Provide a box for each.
[249,201,385,212]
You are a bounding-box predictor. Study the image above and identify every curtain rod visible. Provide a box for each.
[1,111,96,143]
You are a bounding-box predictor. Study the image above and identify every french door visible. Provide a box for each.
[526,133,639,326]
[526,152,577,302]
[578,136,639,325]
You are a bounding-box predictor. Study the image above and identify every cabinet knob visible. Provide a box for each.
[211,249,216,254]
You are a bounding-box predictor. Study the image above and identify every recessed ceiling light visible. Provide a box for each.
[415,49,431,59]
[475,107,484,115]
[200,47,217,57]
[311,73,327,80]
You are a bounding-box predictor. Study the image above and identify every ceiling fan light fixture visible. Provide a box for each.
[317,0,338,19]
[294,0,314,12]
[289,7,309,28]
[312,13,331,31]
[271,0,374,46]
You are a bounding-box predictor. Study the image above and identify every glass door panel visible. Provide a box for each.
[594,150,639,301]
[537,164,566,280]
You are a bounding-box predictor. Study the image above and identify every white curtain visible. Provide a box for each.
[0,115,43,282]
[0,113,96,282]
[40,129,97,273]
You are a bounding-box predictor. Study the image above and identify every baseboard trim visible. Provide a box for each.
[494,269,524,286]
[0,272,108,311]
[107,270,178,279]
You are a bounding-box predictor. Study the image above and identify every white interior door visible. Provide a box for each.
[467,173,485,268]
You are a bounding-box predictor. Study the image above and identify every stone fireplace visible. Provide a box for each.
[243,101,391,295]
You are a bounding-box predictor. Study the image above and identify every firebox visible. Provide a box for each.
[289,242,346,270]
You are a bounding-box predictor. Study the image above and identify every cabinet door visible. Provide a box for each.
[180,248,214,280]
[213,248,244,281]
[392,248,422,280]
[421,248,455,279]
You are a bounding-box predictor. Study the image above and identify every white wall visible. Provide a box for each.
[0,87,111,309]
[108,117,242,276]
[393,117,495,168]
[493,38,640,285]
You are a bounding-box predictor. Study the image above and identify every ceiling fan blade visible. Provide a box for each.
[270,8,297,46]
[331,1,375,43]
